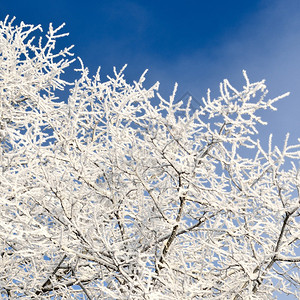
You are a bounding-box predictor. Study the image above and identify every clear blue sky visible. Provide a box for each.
[1,1,299,298]
[1,0,299,148]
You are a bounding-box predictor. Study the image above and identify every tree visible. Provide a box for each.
[0,16,299,300]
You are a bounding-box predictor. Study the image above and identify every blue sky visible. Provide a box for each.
[1,1,299,298]
[1,0,299,148]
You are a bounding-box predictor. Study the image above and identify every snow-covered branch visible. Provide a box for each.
[0,17,299,299]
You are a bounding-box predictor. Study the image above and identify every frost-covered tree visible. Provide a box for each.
[0,17,299,300]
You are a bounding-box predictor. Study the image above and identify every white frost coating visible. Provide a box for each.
[0,16,299,300]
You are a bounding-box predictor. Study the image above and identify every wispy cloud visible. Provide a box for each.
[142,0,300,145]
